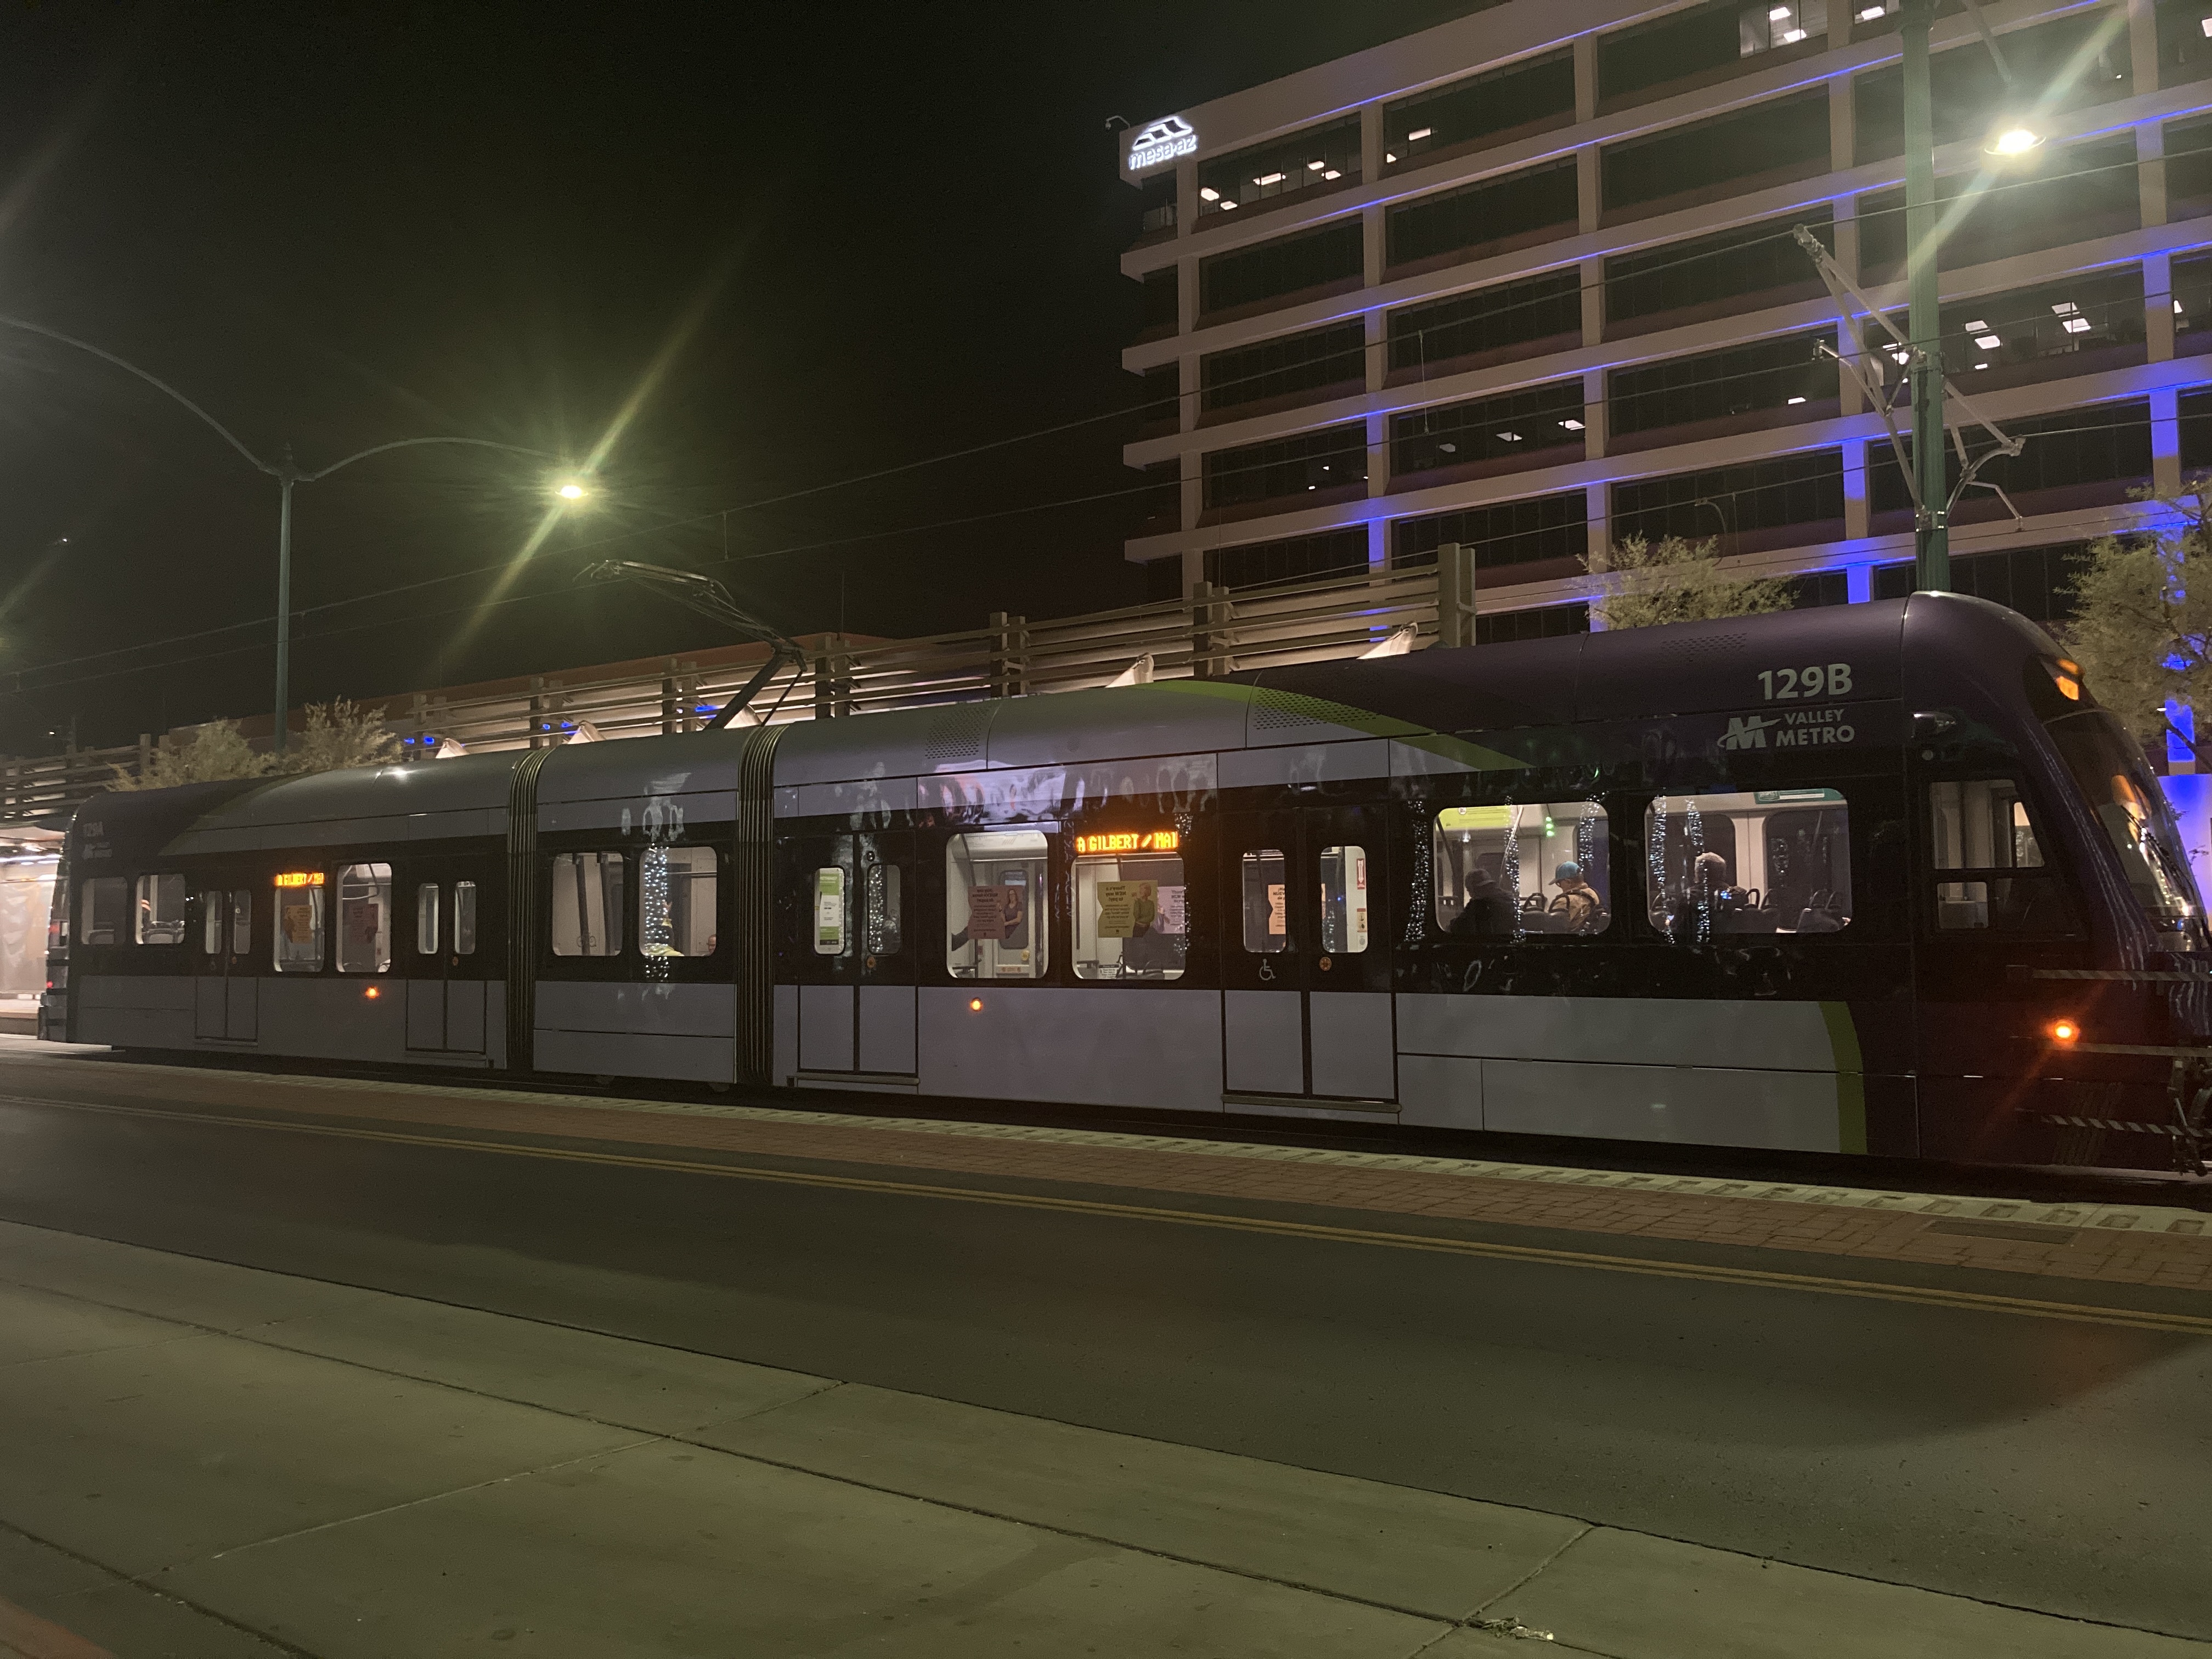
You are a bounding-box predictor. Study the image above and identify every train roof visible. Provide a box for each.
[76,593,2063,850]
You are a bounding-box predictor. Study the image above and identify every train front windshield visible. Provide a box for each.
[2047,709,2206,944]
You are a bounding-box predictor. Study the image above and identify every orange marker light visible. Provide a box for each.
[968,998,984,1012]
[2049,1018,2079,1043]
[364,986,381,1000]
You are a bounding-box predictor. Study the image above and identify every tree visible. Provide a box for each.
[2063,483,2212,764]
[281,698,400,775]
[108,721,272,791]
[1583,535,1796,630]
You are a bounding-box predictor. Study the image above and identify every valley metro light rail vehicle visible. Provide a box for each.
[43,594,2212,1173]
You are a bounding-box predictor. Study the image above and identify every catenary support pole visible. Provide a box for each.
[273,453,297,758]
[1903,0,1950,590]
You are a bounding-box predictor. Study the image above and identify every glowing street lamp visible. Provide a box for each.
[1985,123,2045,157]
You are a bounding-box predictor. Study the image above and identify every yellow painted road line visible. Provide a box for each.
[10,1091,2212,1339]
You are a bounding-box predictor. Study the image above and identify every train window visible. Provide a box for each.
[336,862,393,974]
[416,884,440,955]
[1647,789,1852,941]
[644,846,718,957]
[134,873,187,945]
[453,882,478,955]
[812,867,848,956]
[201,890,224,954]
[1928,780,2080,933]
[79,878,126,947]
[1434,803,1611,938]
[1074,844,1186,981]
[865,863,903,955]
[550,852,627,957]
[1319,845,1370,955]
[230,891,252,956]
[273,873,326,972]
[946,830,1049,979]
[1241,849,1289,952]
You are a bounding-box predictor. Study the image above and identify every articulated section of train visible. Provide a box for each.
[48,594,2212,1172]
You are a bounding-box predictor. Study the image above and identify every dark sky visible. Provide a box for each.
[0,1,1481,751]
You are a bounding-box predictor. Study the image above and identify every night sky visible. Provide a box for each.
[0,2,1481,751]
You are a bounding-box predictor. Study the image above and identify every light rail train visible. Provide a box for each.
[45,594,2212,1172]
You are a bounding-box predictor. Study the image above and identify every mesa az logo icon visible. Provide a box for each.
[1128,115,1197,171]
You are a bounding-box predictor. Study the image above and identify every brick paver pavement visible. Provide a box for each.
[7,1052,2211,1296]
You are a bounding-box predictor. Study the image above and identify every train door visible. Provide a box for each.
[1220,804,1395,1105]
[192,887,258,1042]
[797,832,915,1080]
[405,866,488,1056]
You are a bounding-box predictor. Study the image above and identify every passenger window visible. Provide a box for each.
[273,872,326,972]
[135,873,187,945]
[230,891,252,956]
[337,862,393,974]
[946,830,1049,979]
[865,863,902,955]
[643,846,718,957]
[79,877,127,947]
[1927,779,2078,933]
[1319,845,1370,955]
[550,853,627,957]
[200,890,224,954]
[453,882,478,955]
[1646,789,1852,941]
[416,884,440,955]
[1074,836,1186,981]
[1434,803,1611,938]
[812,867,848,956]
[1240,849,1289,952]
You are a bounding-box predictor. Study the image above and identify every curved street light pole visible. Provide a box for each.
[0,313,557,755]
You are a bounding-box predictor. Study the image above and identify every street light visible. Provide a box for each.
[0,312,562,756]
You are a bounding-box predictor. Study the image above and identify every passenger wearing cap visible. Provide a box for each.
[1547,860,1607,934]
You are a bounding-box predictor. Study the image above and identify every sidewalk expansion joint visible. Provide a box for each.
[0,1516,312,1659]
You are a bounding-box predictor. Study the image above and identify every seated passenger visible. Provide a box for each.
[1545,861,1608,934]
[1447,867,1517,938]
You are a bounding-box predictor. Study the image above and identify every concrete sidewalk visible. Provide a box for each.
[0,1219,2198,1658]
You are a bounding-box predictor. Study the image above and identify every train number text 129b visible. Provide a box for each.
[1758,664,1853,701]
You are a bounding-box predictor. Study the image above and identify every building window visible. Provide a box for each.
[1779,571,1851,610]
[1136,364,1180,427]
[1384,51,1576,165]
[1855,12,2131,165]
[1393,493,1589,572]
[1137,267,1177,334]
[1203,424,1368,512]
[1871,544,2088,620]
[550,852,627,957]
[1647,789,1853,942]
[1609,331,1835,437]
[1199,219,1364,317]
[1602,91,1830,214]
[1137,170,1177,236]
[1392,381,1586,477]
[642,846,717,958]
[1389,268,1582,373]
[1205,529,1370,591]
[1868,403,2151,515]
[336,862,392,974]
[1605,212,1831,329]
[1073,837,1186,980]
[1386,160,1578,268]
[1740,0,1827,54]
[1857,135,2140,278]
[1201,323,1365,415]
[1434,803,1611,938]
[1601,0,1813,100]
[1197,115,1361,220]
[78,877,126,947]
[273,872,326,973]
[1612,452,1845,546]
[133,873,187,945]
[2155,0,2212,83]
[947,830,1049,980]
[1476,603,1590,644]
[1892,268,2147,385]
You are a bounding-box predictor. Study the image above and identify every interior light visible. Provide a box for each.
[1787,396,1807,404]
[1988,126,2044,156]
[2051,300,2080,315]
[1407,127,1434,141]
[1974,362,1989,369]
[1386,152,1398,163]
[1857,4,1884,15]
[1220,199,1238,209]
[1199,186,1220,201]
[1963,319,1988,331]
[2177,300,2188,315]
[1974,334,2002,349]
[1495,430,1522,442]
[1888,348,1911,365]
[1769,4,1791,16]
[1256,171,1286,186]
[2201,14,2212,35]
[1306,159,1325,170]
[1437,441,1458,453]
[1560,418,1585,431]
[1323,169,1341,179]
[2048,1018,2080,1043]
[1779,27,1806,41]
[2062,317,2091,334]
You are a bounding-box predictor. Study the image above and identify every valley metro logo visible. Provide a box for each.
[1719,714,1782,750]
[1128,115,1197,170]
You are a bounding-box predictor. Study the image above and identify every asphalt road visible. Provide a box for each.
[1,1059,2207,1640]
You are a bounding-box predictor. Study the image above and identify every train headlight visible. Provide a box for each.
[2048,1018,2080,1044]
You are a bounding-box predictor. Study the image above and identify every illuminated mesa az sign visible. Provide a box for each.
[1128,115,1197,171]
